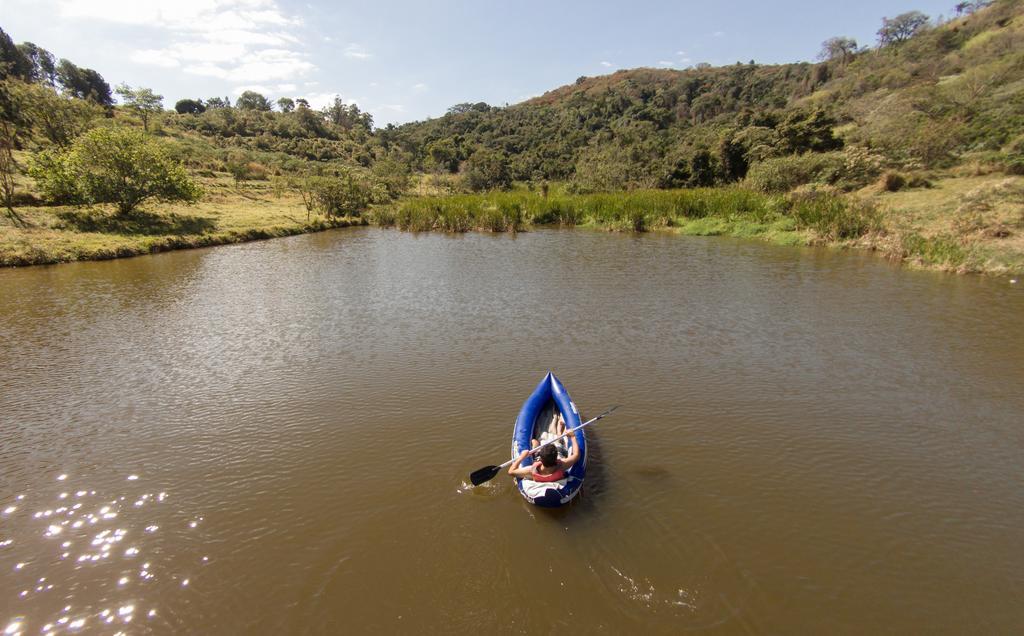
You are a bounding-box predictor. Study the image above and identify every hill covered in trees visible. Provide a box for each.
[1,0,1022,271]
[387,0,1023,192]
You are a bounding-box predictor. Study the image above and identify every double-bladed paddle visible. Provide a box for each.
[468,405,620,486]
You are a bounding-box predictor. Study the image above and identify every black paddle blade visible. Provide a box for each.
[469,465,501,486]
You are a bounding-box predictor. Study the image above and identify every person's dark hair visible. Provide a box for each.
[538,444,559,468]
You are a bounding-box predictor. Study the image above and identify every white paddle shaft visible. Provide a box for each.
[497,406,618,470]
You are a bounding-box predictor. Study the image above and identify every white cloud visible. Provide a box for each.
[232,84,273,96]
[344,44,372,60]
[277,83,297,92]
[381,104,405,112]
[57,0,298,29]
[65,0,314,84]
[131,49,180,68]
[712,31,725,37]
[183,48,312,81]
[412,83,427,91]
[658,60,674,67]
[369,81,379,88]
[211,30,298,46]
[600,61,612,68]
[676,50,688,56]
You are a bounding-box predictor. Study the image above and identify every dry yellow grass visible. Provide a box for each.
[859,174,1024,274]
[0,174,364,267]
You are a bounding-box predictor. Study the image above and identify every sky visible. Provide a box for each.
[0,0,960,126]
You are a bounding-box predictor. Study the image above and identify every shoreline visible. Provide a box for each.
[4,220,1013,278]
[3,178,1021,277]
[0,218,365,267]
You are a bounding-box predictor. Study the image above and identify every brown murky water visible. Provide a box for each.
[2,227,1023,634]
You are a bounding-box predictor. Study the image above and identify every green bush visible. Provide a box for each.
[463,149,511,192]
[29,127,201,214]
[1002,136,1024,175]
[302,171,373,218]
[788,189,881,240]
[745,152,846,193]
[900,233,969,268]
[837,146,886,190]
[879,171,906,191]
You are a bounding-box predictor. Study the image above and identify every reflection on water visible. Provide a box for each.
[1,473,207,635]
[2,228,1023,633]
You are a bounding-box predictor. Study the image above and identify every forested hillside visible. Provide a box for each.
[388,0,1023,192]
[1,0,1022,270]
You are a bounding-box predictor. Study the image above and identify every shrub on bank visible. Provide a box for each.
[29,127,202,215]
[300,172,373,218]
[879,171,907,192]
[900,233,970,269]
[787,188,881,240]
[745,152,846,193]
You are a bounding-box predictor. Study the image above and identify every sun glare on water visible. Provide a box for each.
[1,472,211,633]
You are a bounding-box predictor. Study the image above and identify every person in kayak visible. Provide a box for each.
[508,427,580,482]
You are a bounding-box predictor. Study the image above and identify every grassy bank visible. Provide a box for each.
[374,186,878,243]
[0,174,364,267]
[373,176,1024,276]
[863,174,1024,275]
[4,174,1021,275]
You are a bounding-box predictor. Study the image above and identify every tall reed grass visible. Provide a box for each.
[374,188,788,233]
[372,187,881,246]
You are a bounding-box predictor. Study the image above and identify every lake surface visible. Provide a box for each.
[2,227,1023,634]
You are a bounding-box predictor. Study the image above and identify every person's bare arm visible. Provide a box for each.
[508,449,535,479]
[560,432,581,469]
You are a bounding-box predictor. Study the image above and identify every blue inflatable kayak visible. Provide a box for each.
[511,372,586,507]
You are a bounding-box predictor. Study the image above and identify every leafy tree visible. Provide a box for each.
[447,102,490,115]
[572,143,653,192]
[954,1,992,16]
[878,11,930,47]
[293,105,327,137]
[295,98,310,109]
[818,37,858,64]
[235,91,272,111]
[205,96,230,109]
[302,171,373,217]
[20,81,104,148]
[0,28,32,81]
[16,42,56,84]
[276,97,295,113]
[226,157,250,183]
[688,149,717,187]
[447,103,473,115]
[717,135,749,181]
[464,149,511,191]
[115,84,163,132]
[777,109,843,154]
[370,156,412,199]
[174,98,205,114]
[323,97,372,131]
[29,127,201,214]
[0,79,31,222]
[426,138,460,173]
[56,59,113,106]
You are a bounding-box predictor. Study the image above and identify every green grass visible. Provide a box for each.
[374,187,880,250]
[0,175,365,266]
[376,188,788,233]
[900,233,972,270]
